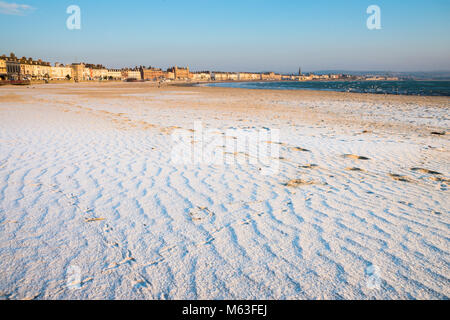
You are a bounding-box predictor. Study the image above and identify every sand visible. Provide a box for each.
[0,82,448,299]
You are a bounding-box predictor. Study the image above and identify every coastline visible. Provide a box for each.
[196,80,450,97]
[2,78,450,97]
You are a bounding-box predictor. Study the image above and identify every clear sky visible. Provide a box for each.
[0,0,449,72]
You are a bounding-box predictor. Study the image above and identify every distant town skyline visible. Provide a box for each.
[0,0,449,73]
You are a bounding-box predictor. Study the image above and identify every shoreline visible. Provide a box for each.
[194,80,450,98]
[3,78,448,98]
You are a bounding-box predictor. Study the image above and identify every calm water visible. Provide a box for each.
[204,80,450,96]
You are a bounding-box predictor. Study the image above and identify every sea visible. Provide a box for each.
[203,80,450,96]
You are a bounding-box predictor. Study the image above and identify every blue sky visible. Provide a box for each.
[0,0,449,72]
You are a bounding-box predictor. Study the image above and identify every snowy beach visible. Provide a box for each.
[0,82,448,299]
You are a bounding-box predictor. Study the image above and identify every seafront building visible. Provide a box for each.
[190,71,211,81]
[0,59,7,80]
[262,72,282,81]
[71,63,121,81]
[107,69,123,80]
[20,58,51,80]
[238,72,261,81]
[140,67,167,81]
[167,66,190,80]
[70,63,85,81]
[50,63,73,80]
[121,68,142,80]
[1,53,72,81]
[1,53,21,80]
[3,54,69,81]
[86,64,108,80]
[213,72,238,81]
